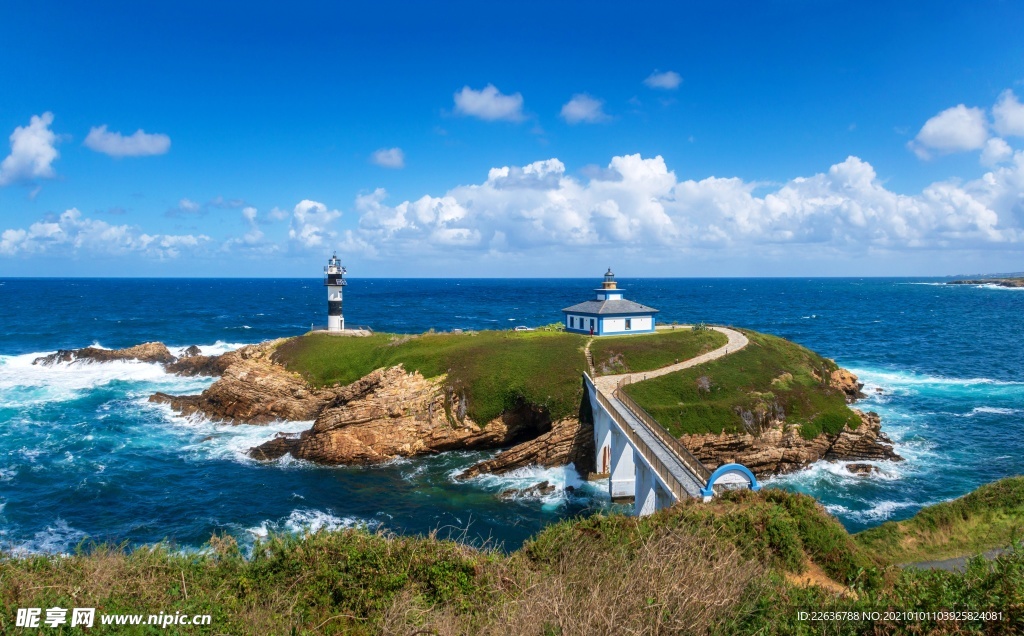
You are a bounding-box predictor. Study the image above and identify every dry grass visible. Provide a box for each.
[381,528,766,636]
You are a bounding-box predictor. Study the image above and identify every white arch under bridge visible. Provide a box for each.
[585,326,760,515]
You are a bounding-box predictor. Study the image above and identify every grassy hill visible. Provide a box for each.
[273,330,589,424]
[621,331,861,439]
[589,328,727,374]
[4,481,1023,634]
[855,476,1024,563]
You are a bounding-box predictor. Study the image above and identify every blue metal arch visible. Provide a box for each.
[700,463,760,499]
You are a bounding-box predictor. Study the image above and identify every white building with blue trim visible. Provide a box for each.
[562,269,658,336]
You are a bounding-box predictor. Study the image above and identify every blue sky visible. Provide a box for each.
[1,0,1023,277]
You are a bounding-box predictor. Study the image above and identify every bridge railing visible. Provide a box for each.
[592,389,691,501]
[614,377,712,484]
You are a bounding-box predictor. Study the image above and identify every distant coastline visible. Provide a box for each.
[948,277,1024,288]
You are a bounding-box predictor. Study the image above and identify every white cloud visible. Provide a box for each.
[909,104,989,159]
[0,208,208,258]
[371,147,405,168]
[83,125,170,157]
[453,84,525,122]
[0,112,60,186]
[643,70,682,90]
[346,153,1024,261]
[288,199,341,249]
[981,138,1013,166]
[993,89,1024,137]
[560,94,611,124]
[221,206,277,253]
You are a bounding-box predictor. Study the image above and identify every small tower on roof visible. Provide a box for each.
[602,267,617,289]
[324,252,347,332]
[562,268,658,336]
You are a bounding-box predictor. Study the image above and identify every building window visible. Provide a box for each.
[625,318,632,330]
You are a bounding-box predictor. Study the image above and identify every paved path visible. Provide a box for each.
[593,326,749,394]
[587,325,750,497]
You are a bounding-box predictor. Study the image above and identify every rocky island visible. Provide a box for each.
[40,326,900,480]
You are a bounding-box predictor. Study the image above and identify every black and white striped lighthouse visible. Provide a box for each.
[324,252,347,332]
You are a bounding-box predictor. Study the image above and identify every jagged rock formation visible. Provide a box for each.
[682,409,901,477]
[150,340,324,424]
[830,368,867,402]
[458,416,594,479]
[249,365,552,464]
[33,342,177,366]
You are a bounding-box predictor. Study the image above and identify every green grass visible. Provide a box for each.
[855,476,1024,564]
[6,484,1023,634]
[621,330,861,438]
[272,330,588,424]
[589,328,727,374]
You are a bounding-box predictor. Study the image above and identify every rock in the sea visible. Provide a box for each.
[249,365,553,464]
[163,351,237,377]
[845,462,880,475]
[33,342,176,366]
[499,481,557,500]
[682,409,901,478]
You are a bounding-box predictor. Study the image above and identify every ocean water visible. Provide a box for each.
[0,277,1022,554]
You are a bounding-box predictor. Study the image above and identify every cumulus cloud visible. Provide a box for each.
[371,147,405,168]
[346,152,1024,261]
[909,104,989,159]
[0,208,208,258]
[453,84,525,122]
[560,94,611,124]
[84,125,170,157]
[993,89,1024,137]
[0,112,60,186]
[981,138,1013,166]
[288,199,341,249]
[643,70,682,90]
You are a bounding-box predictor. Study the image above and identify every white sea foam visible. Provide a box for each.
[458,463,604,508]
[167,341,250,357]
[246,508,376,539]
[6,519,87,555]
[850,367,1024,389]
[0,467,14,481]
[847,500,919,522]
[154,403,314,465]
[969,406,1020,416]
[0,352,213,406]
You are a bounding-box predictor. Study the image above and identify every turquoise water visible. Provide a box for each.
[0,277,1021,553]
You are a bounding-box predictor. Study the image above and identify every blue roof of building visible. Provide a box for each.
[561,299,659,315]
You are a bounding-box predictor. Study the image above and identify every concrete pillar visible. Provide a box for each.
[634,461,657,516]
[585,381,613,475]
[609,427,636,500]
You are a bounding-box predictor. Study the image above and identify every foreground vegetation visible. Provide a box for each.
[855,476,1024,564]
[4,480,1024,634]
[622,330,861,438]
[274,330,588,423]
[589,328,727,374]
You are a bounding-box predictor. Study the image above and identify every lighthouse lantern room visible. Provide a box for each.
[324,252,347,332]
